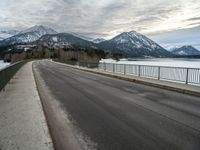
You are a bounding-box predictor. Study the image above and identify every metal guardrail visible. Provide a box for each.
[98,63,200,85]
[0,61,27,91]
[55,59,99,68]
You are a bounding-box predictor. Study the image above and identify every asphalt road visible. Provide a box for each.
[34,60,200,150]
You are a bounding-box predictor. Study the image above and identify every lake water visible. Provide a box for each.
[0,60,10,70]
[100,58,200,68]
[99,58,200,85]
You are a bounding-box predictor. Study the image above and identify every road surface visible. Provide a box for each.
[33,60,200,150]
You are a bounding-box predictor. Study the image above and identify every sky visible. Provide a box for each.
[0,0,200,49]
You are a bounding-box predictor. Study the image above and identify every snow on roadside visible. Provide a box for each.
[0,60,10,70]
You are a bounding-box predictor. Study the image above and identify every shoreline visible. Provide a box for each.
[100,58,200,68]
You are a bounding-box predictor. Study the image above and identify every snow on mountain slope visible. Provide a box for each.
[165,45,182,52]
[0,27,172,58]
[98,31,172,57]
[172,45,200,55]
[93,38,106,43]
[1,25,57,45]
[37,33,97,49]
[112,31,163,51]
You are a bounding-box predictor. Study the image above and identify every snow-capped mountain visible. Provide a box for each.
[171,45,200,55]
[0,30,19,40]
[165,45,182,52]
[1,25,57,45]
[93,38,106,43]
[98,31,172,57]
[0,26,173,58]
[37,33,97,49]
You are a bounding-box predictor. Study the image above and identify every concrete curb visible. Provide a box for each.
[52,60,200,97]
[32,62,56,150]
[33,61,83,150]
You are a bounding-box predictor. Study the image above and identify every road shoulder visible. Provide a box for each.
[32,61,92,150]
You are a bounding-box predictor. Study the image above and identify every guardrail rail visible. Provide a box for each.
[0,61,27,91]
[98,63,200,86]
[55,59,99,68]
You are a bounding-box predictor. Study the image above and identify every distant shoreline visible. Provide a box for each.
[100,58,200,68]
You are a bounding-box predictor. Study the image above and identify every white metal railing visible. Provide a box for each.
[98,62,200,85]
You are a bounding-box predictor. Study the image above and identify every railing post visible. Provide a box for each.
[138,65,141,77]
[104,62,106,71]
[158,66,160,80]
[186,68,189,84]
[97,63,100,71]
[113,63,115,73]
[2,70,6,91]
[124,64,126,75]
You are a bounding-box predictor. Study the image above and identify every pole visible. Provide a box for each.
[124,64,126,75]
[138,65,141,77]
[158,66,160,80]
[186,68,189,84]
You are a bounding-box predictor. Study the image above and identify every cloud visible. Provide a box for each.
[0,0,199,41]
[149,26,200,50]
[187,17,200,21]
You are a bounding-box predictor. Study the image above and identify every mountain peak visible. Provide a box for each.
[111,30,164,52]
[93,38,105,43]
[179,45,197,50]
[121,30,142,36]
[20,25,57,34]
[37,33,97,49]
[98,31,171,57]
[181,45,193,49]
[128,30,139,34]
[1,25,57,44]
[116,30,148,41]
[172,45,200,55]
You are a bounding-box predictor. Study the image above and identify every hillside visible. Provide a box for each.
[172,45,200,55]
[98,31,172,57]
[0,26,173,58]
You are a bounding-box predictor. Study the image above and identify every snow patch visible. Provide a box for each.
[0,60,10,70]
[52,37,58,42]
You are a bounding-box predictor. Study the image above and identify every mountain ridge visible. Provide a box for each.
[93,38,106,43]
[36,33,98,49]
[0,26,173,57]
[0,30,19,40]
[98,31,172,57]
[0,25,57,45]
[171,45,200,55]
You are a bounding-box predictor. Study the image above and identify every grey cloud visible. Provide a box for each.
[187,17,200,21]
[0,0,200,41]
[187,22,200,27]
